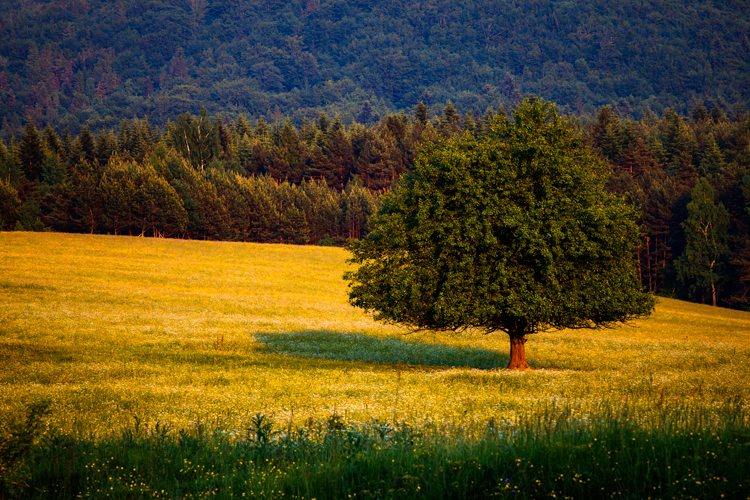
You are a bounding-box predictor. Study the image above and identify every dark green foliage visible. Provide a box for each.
[0,142,22,187]
[699,134,725,177]
[75,127,97,167]
[0,179,21,230]
[40,154,65,187]
[14,197,45,232]
[676,178,731,306]
[280,205,310,244]
[438,101,461,137]
[98,156,188,237]
[21,403,750,500]
[414,101,430,126]
[1,0,750,138]
[65,159,103,234]
[0,400,51,499]
[2,100,750,309]
[167,108,223,172]
[346,100,654,348]
[18,123,45,183]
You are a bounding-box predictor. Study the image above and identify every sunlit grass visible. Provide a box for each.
[2,232,750,498]
[1,231,750,434]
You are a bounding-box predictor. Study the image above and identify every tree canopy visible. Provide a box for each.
[345,99,655,369]
[2,0,749,138]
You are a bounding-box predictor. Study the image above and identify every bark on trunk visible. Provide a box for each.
[712,280,717,307]
[507,334,530,370]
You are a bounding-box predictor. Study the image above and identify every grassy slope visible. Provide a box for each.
[1,231,749,436]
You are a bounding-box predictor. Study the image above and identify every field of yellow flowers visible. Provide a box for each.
[1,232,749,499]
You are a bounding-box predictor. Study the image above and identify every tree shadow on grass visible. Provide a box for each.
[255,331,509,370]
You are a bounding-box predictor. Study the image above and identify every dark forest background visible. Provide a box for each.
[0,0,749,138]
[2,103,750,309]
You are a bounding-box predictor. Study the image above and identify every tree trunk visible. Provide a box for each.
[711,279,717,307]
[507,333,530,370]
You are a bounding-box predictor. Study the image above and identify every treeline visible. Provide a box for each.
[0,108,408,245]
[584,104,750,307]
[0,101,483,244]
[2,101,750,308]
[1,0,749,138]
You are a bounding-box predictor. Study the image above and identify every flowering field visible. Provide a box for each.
[1,232,749,499]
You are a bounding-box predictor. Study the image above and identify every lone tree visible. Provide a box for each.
[345,99,654,369]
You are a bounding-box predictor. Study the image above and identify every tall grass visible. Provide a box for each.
[25,402,750,499]
[1,232,750,498]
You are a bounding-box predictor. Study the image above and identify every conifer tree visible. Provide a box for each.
[67,158,102,234]
[19,122,45,182]
[699,134,725,177]
[414,101,429,126]
[76,126,97,166]
[42,126,63,158]
[99,155,137,235]
[358,101,375,124]
[280,204,310,244]
[438,101,461,137]
[0,179,21,230]
[0,141,22,186]
[41,153,66,186]
[233,114,251,139]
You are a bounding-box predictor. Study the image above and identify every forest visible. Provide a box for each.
[1,101,750,309]
[1,0,749,139]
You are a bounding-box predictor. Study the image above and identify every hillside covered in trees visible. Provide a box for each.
[2,101,750,308]
[1,0,749,138]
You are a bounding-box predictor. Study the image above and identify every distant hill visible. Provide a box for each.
[1,0,749,136]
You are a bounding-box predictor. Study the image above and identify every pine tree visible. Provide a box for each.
[641,178,679,293]
[463,112,476,134]
[98,155,137,235]
[438,101,461,137]
[710,105,726,123]
[235,133,254,175]
[280,204,310,244]
[67,158,103,234]
[358,101,375,125]
[317,113,330,134]
[0,178,21,230]
[692,104,709,123]
[19,122,45,182]
[233,114,252,138]
[343,180,377,240]
[41,153,66,186]
[135,166,188,238]
[663,109,687,169]
[76,126,97,166]
[95,131,117,166]
[414,101,429,126]
[0,141,22,186]
[168,108,221,171]
[255,117,269,142]
[699,134,725,177]
[42,126,63,157]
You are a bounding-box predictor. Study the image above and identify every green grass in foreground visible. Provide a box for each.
[1,232,750,499]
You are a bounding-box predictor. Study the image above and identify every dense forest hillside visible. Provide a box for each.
[2,102,750,308]
[1,0,749,138]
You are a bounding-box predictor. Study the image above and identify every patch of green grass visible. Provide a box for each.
[257,331,509,369]
[2,232,750,498]
[22,402,750,500]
